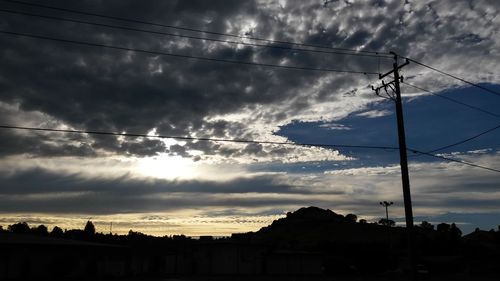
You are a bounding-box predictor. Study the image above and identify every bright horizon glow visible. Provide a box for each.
[137,153,198,180]
[0,212,287,237]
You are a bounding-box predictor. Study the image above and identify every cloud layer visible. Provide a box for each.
[0,0,499,235]
[1,0,498,160]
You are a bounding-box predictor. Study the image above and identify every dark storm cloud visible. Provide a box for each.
[1,0,499,160]
[0,128,96,157]
[0,194,316,214]
[0,168,345,214]
[419,176,500,194]
[0,0,385,158]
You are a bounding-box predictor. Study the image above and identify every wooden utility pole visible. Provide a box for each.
[372,52,416,280]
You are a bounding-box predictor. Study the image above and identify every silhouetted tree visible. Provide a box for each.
[437,223,451,233]
[8,222,30,234]
[450,223,462,238]
[378,218,395,227]
[84,220,96,235]
[420,221,434,230]
[345,214,357,223]
[128,230,146,237]
[359,219,367,224]
[173,234,189,241]
[33,224,49,236]
[51,226,64,237]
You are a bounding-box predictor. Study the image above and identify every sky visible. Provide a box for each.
[0,0,499,236]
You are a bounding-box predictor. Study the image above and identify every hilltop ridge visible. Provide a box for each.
[251,206,399,245]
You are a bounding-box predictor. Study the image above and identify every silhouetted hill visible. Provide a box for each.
[283,206,346,221]
[463,229,500,255]
[2,207,500,279]
[464,229,499,244]
[250,206,404,248]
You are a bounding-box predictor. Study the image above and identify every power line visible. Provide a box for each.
[402,82,500,119]
[0,30,378,75]
[403,82,500,158]
[2,124,499,173]
[0,124,400,150]
[0,8,391,59]
[409,148,500,173]
[424,124,500,154]
[0,0,389,56]
[406,58,500,97]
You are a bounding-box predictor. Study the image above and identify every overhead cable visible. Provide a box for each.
[0,124,400,150]
[403,82,500,158]
[402,82,500,119]
[0,30,378,75]
[1,124,499,173]
[409,148,500,173]
[406,58,500,97]
[0,0,389,55]
[0,8,390,59]
[424,124,500,154]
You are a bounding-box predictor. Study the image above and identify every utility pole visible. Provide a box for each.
[379,201,394,226]
[380,201,394,252]
[372,52,416,280]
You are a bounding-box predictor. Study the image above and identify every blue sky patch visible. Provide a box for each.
[276,84,500,171]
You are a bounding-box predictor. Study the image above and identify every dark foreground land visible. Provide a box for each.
[1,207,499,280]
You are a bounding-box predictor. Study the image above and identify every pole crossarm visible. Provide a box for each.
[379,52,410,79]
[372,52,408,101]
[372,79,401,101]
